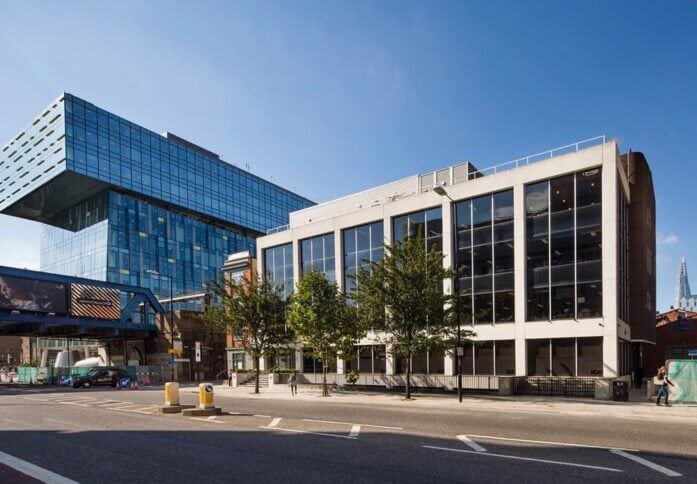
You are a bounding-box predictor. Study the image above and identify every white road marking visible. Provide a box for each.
[457,435,487,452]
[268,417,282,428]
[190,417,224,424]
[349,425,360,438]
[0,448,80,484]
[261,426,357,440]
[610,449,682,477]
[301,418,402,430]
[465,434,637,452]
[206,416,217,420]
[254,414,271,418]
[96,401,131,408]
[423,446,622,473]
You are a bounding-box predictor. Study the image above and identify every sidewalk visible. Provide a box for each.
[208,383,696,423]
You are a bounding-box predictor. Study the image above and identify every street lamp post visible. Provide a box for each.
[146,269,175,382]
[434,185,463,403]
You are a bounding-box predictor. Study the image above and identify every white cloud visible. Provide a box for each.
[657,233,680,245]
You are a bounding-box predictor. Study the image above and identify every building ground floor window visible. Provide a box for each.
[395,349,445,374]
[527,337,603,376]
[460,340,515,376]
[302,350,337,374]
[344,345,386,374]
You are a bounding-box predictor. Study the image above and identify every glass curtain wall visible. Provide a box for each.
[300,233,336,282]
[525,169,602,321]
[263,243,294,299]
[343,221,384,294]
[455,190,513,325]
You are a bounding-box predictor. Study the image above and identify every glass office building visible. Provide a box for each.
[0,94,313,307]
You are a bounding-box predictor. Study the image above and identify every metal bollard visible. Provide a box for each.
[165,382,180,406]
[199,383,214,409]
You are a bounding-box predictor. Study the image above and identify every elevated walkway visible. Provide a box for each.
[0,265,164,339]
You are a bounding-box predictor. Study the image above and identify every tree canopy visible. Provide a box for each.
[287,270,365,396]
[201,275,292,393]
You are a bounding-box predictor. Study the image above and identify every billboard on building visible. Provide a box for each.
[70,284,120,320]
[0,275,67,313]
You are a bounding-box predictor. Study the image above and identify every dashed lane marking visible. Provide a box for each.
[465,434,638,452]
[261,426,358,440]
[301,418,402,430]
[423,445,623,473]
[457,435,487,452]
[254,414,271,418]
[349,425,360,438]
[610,449,682,477]
[267,417,281,428]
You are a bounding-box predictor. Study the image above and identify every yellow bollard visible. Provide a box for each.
[165,382,180,406]
[199,383,214,409]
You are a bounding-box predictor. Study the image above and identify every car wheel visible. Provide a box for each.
[73,383,79,389]
[84,382,91,388]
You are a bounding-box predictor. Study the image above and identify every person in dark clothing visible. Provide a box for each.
[634,366,644,389]
[656,366,674,406]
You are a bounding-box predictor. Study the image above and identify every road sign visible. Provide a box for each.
[173,358,189,363]
[195,341,201,362]
[688,349,697,357]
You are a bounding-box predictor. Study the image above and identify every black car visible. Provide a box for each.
[72,368,132,388]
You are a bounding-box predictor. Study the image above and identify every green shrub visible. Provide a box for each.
[271,367,296,374]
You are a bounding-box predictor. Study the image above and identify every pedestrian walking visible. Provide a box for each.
[228,369,233,387]
[288,370,298,396]
[655,366,674,406]
[635,365,644,389]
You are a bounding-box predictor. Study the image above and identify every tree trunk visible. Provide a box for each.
[322,363,328,397]
[254,356,260,394]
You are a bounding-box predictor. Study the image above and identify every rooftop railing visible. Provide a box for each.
[265,135,610,233]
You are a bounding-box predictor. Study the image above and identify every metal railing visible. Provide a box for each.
[266,224,290,235]
[512,377,595,397]
[298,372,498,391]
[470,136,607,178]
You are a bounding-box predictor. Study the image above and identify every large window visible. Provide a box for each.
[393,207,442,253]
[456,190,513,325]
[459,340,515,375]
[343,221,384,294]
[527,337,603,376]
[525,169,602,321]
[264,243,294,299]
[301,233,335,282]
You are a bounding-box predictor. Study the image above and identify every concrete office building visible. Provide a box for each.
[0,93,312,369]
[257,137,656,383]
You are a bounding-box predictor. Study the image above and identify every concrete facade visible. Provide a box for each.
[256,139,655,381]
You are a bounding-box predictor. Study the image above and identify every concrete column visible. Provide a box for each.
[40,349,48,367]
[335,228,343,292]
[295,347,303,372]
[385,344,395,376]
[444,353,455,376]
[513,183,527,375]
[336,358,344,375]
[601,146,619,377]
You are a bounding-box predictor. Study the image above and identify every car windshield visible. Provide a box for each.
[86,369,101,377]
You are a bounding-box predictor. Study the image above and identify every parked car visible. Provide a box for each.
[72,368,132,388]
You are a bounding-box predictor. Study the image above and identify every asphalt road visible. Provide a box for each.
[0,385,695,483]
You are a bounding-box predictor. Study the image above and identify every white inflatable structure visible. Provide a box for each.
[73,356,105,368]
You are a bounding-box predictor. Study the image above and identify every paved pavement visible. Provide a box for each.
[0,384,695,482]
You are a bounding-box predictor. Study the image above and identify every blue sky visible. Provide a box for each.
[0,1,695,311]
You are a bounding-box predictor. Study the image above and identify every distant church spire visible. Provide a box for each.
[675,257,691,308]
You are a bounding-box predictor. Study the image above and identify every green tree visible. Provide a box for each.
[287,270,365,397]
[201,276,292,394]
[352,235,473,399]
